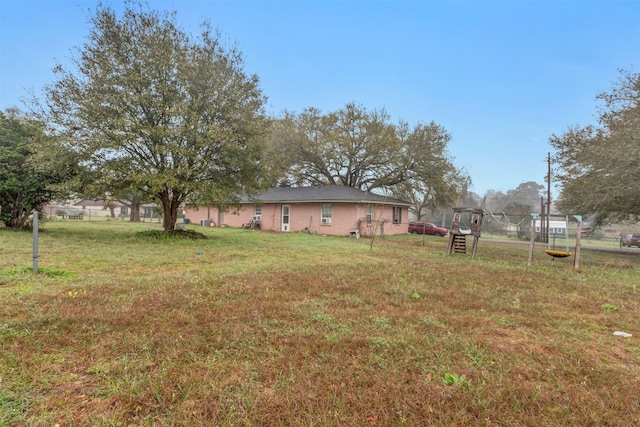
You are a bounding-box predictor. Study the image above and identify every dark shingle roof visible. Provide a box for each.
[244,186,411,206]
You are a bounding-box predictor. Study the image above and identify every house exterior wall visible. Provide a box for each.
[185,203,409,236]
[184,206,243,227]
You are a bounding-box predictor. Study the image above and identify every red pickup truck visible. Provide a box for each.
[408,222,448,237]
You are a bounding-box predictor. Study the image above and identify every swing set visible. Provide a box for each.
[544,214,572,258]
[528,214,583,268]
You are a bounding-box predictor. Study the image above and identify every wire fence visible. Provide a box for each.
[480,228,628,250]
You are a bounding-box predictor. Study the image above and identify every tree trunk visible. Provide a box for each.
[129,199,141,222]
[8,195,28,229]
[10,209,28,229]
[159,190,181,231]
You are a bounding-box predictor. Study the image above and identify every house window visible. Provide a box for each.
[393,206,401,224]
[254,205,262,221]
[321,204,332,224]
[120,206,128,216]
[143,207,154,217]
[366,204,373,224]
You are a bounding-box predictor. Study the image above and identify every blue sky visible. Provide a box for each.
[1,0,639,196]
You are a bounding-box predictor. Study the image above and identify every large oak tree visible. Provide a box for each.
[265,103,468,214]
[550,70,640,224]
[36,2,268,231]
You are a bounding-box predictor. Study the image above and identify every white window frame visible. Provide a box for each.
[321,204,332,224]
[366,204,373,224]
[254,205,262,221]
[393,206,401,224]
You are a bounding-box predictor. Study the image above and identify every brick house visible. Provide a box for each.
[184,185,412,237]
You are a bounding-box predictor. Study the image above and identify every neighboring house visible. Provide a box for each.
[534,219,567,237]
[184,186,412,237]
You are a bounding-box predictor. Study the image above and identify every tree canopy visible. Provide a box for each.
[265,103,469,214]
[549,70,640,225]
[0,109,76,229]
[35,2,268,231]
[482,181,545,214]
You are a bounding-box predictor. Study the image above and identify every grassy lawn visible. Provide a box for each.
[1,220,639,426]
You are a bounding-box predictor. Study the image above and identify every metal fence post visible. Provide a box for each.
[32,210,39,273]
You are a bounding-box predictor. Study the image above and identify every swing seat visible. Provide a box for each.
[545,250,572,258]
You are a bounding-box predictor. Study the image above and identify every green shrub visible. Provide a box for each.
[137,229,207,240]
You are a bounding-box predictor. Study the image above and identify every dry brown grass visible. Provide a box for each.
[1,220,639,426]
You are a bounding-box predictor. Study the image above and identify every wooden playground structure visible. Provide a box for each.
[446,207,484,257]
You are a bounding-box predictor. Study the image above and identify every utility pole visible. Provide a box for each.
[540,196,546,243]
[546,152,551,244]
